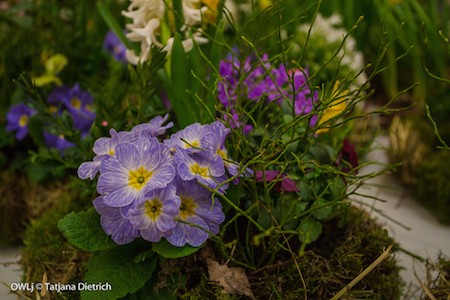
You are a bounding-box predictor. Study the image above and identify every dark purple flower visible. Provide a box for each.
[337,139,359,174]
[93,196,139,245]
[255,170,299,193]
[44,132,75,153]
[166,178,225,247]
[97,137,176,208]
[128,185,180,243]
[5,103,36,140]
[103,30,128,63]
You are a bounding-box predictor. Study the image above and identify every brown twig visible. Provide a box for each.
[330,244,393,300]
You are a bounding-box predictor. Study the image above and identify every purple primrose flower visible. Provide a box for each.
[175,149,228,193]
[97,137,176,208]
[128,185,180,242]
[166,178,225,247]
[93,196,139,245]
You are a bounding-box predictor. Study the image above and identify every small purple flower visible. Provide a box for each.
[93,196,139,245]
[223,110,253,135]
[164,123,213,153]
[175,149,228,193]
[103,30,127,63]
[128,185,180,242]
[5,103,36,140]
[44,132,75,153]
[166,178,225,247]
[97,137,176,208]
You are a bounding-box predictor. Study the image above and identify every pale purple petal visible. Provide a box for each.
[78,161,101,180]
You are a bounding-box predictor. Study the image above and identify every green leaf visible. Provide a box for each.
[312,198,333,220]
[28,116,45,147]
[58,208,117,252]
[298,217,322,244]
[81,244,157,300]
[152,239,200,259]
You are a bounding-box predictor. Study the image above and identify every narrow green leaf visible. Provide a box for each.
[152,239,200,259]
[97,2,136,52]
[58,208,117,252]
[170,32,198,127]
[81,244,157,300]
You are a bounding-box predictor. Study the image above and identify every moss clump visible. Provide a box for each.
[0,169,70,246]
[156,208,403,299]
[0,170,27,245]
[20,184,90,300]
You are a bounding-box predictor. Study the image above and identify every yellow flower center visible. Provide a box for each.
[216,148,227,160]
[184,139,200,149]
[128,166,153,191]
[19,115,29,127]
[179,196,198,220]
[70,97,82,110]
[190,163,208,177]
[108,148,115,156]
[144,198,163,221]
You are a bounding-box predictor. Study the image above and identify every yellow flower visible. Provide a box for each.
[33,53,68,87]
[316,81,348,134]
[259,0,273,9]
[202,0,220,24]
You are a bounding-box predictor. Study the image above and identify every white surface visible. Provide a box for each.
[0,247,22,300]
[354,135,450,298]
[0,136,449,299]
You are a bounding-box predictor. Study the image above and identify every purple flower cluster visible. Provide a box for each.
[45,83,95,152]
[218,53,319,131]
[5,84,95,153]
[78,116,240,247]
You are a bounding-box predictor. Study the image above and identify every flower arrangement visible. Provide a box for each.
[1,0,409,299]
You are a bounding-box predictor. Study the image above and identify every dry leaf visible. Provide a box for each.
[206,258,255,299]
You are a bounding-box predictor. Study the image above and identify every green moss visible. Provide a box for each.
[20,183,90,299]
[157,208,403,299]
[0,170,27,245]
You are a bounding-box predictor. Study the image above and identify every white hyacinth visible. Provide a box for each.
[122,0,211,65]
